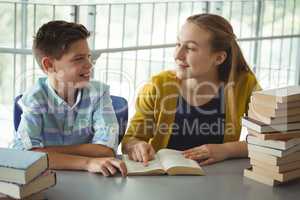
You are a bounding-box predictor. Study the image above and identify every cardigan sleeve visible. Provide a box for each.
[121,79,159,147]
[224,71,262,142]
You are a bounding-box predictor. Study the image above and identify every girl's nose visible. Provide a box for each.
[174,46,185,61]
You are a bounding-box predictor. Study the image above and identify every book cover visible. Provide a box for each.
[246,135,300,150]
[244,168,279,186]
[0,148,47,170]
[250,159,300,173]
[247,129,300,140]
[248,104,300,123]
[252,86,300,104]
[0,192,45,200]
[248,150,300,166]
[248,102,300,118]
[250,96,300,109]
[247,143,300,157]
[0,148,48,184]
[0,171,56,199]
[242,117,300,133]
[252,165,300,182]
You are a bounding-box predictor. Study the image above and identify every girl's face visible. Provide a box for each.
[174,22,225,81]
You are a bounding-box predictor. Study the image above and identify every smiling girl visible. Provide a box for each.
[122,13,261,166]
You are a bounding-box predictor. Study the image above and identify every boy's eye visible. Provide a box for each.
[72,57,86,63]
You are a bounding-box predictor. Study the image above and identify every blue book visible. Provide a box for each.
[0,148,48,184]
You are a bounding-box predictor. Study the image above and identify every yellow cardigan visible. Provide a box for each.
[122,70,260,152]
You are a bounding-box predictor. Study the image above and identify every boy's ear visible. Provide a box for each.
[41,57,55,73]
[215,51,227,66]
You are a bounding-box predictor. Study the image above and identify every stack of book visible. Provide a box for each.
[0,148,56,199]
[242,86,300,186]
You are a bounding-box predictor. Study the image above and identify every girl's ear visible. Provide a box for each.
[41,57,55,73]
[215,51,227,66]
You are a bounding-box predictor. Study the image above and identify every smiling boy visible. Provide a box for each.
[11,21,127,176]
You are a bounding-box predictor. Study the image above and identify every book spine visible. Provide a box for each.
[46,153,49,170]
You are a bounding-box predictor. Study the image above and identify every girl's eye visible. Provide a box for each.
[175,43,181,47]
[186,46,195,51]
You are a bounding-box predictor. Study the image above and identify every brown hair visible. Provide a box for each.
[187,13,253,132]
[33,20,90,67]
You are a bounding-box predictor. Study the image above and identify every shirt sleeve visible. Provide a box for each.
[11,100,44,150]
[92,89,119,153]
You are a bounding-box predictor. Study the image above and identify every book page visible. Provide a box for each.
[122,155,164,175]
[157,149,200,171]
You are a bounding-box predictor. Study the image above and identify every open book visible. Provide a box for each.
[123,149,205,176]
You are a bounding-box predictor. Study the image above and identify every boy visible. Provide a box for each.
[11,21,127,177]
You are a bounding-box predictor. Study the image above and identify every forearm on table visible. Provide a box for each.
[32,150,90,170]
[32,144,115,158]
[223,141,248,159]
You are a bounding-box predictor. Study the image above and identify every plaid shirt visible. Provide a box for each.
[11,78,119,152]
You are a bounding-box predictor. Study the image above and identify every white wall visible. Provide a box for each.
[0,104,14,147]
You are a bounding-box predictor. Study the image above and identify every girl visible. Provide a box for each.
[122,14,260,166]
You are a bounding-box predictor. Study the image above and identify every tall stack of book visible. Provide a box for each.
[0,148,56,199]
[242,86,300,186]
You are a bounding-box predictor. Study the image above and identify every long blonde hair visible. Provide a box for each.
[187,13,252,130]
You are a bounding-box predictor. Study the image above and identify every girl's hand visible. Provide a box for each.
[127,141,155,166]
[182,144,230,166]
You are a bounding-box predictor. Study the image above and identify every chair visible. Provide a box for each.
[13,95,128,144]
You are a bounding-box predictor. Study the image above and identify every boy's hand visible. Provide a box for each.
[127,141,155,166]
[86,157,127,177]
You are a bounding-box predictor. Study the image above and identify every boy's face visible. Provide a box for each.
[46,39,93,89]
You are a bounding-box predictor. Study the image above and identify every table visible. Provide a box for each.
[45,159,300,200]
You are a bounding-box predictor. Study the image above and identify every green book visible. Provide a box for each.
[0,148,48,184]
